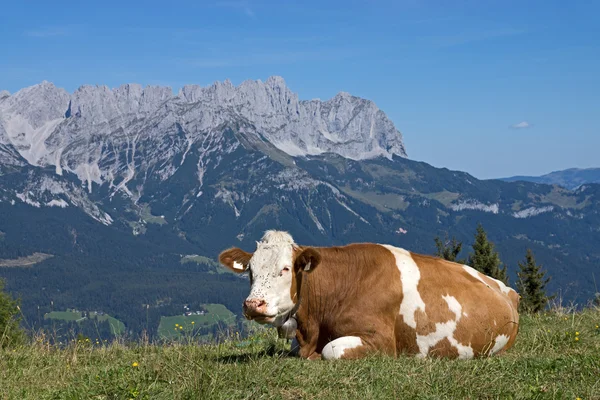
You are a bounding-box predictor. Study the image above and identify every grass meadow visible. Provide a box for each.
[1,308,600,399]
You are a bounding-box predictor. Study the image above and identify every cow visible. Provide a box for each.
[219,230,520,360]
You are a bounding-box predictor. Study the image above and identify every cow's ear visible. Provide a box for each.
[219,248,253,273]
[294,247,321,273]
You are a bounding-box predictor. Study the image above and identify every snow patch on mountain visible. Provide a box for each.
[513,206,554,219]
[47,199,69,208]
[16,192,41,207]
[451,200,499,214]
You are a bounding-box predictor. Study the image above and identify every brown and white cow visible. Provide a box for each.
[219,230,520,360]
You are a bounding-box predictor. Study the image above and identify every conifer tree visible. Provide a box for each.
[516,249,553,313]
[468,224,508,283]
[434,235,466,264]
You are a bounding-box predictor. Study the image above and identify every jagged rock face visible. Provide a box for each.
[0,77,406,195]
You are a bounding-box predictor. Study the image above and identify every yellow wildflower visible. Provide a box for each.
[179,326,183,330]
[575,331,579,336]
[575,337,579,341]
[191,321,195,325]
[132,362,139,368]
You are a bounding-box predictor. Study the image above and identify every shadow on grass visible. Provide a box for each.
[214,344,297,364]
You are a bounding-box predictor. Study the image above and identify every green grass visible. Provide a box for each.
[2,309,600,399]
[45,311,125,334]
[44,311,83,322]
[339,185,410,212]
[89,312,126,335]
[139,204,167,225]
[157,304,236,339]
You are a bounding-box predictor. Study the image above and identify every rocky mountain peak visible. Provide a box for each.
[0,77,407,190]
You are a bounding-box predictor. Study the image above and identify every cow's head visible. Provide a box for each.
[218,230,320,327]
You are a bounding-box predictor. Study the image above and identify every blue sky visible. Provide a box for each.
[1,0,598,179]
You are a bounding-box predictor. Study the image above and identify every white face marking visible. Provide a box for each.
[490,334,510,355]
[381,245,425,329]
[415,294,474,359]
[322,336,363,360]
[246,231,296,326]
[233,261,244,270]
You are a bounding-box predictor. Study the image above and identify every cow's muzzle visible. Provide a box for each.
[243,298,271,320]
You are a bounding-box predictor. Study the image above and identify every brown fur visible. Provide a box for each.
[292,244,402,359]
[218,241,520,360]
[290,244,519,360]
[409,253,519,357]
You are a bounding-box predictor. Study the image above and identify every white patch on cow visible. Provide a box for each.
[381,245,425,329]
[233,261,245,270]
[245,230,297,326]
[415,295,474,359]
[322,336,363,360]
[463,265,511,295]
[261,230,295,244]
[489,277,511,294]
[490,334,510,355]
[463,265,491,288]
[444,295,462,317]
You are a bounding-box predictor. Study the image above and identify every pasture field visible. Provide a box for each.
[2,309,600,399]
[44,311,83,321]
[89,312,126,335]
[157,304,236,338]
[44,311,126,335]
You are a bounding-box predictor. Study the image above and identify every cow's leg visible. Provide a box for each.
[322,336,369,360]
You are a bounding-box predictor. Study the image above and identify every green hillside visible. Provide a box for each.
[2,309,599,399]
[45,310,125,335]
[158,304,236,338]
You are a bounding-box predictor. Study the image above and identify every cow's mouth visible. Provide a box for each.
[243,310,277,323]
[251,315,276,324]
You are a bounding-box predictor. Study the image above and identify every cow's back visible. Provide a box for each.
[382,246,519,359]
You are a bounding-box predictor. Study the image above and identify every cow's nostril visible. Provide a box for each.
[244,298,266,310]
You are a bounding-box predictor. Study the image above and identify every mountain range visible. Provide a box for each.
[501,168,600,190]
[1,77,599,336]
